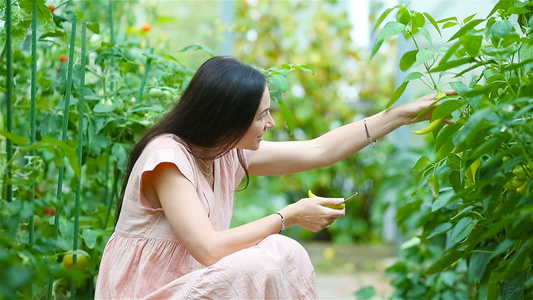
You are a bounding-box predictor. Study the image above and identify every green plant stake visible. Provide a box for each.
[48,14,78,300]
[102,157,113,229]
[108,0,115,44]
[29,0,38,246]
[4,0,13,203]
[71,20,88,300]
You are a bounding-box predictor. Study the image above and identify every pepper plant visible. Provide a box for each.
[368,0,532,298]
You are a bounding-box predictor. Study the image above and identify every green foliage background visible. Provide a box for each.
[2,0,531,299]
[369,1,533,298]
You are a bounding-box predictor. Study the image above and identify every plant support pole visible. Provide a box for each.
[4,0,14,202]
[48,14,78,300]
[71,20,88,300]
[29,0,39,245]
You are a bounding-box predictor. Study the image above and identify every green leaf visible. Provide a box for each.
[413,156,432,171]
[278,100,296,133]
[371,21,406,58]
[0,131,30,146]
[431,192,454,212]
[423,12,441,36]
[38,136,81,178]
[446,153,462,171]
[463,13,477,23]
[387,81,408,108]
[430,57,477,73]
[400,50,418,71]
[87,22,100,34]
[418,27,433,46]
[400,236,421,250]
[433,99,466,121]
[373,7,395,32]
[448,19,485,42]
[443,21,458,29]
[293,64,315,74]
[501,274,527,300]
[93,104,115,113]
[435,123,462,152]
[460,34,482,57]
[490,20,513,39]
[402,71,424,82]
[450,217,478,245]
[82,228,97,249]
[437,16,458,24]
[440,42,461,65]
[426,248,465,275]
[468,249,491,283]
[490,239,515,259]
[111,143,128,171]
[427,222,453,239]
[354,286,376,300]
[469,136,501,160]
[449,81,469,94]
[178,44,214,56]
[414,49,435,67]
[269,74,289,93]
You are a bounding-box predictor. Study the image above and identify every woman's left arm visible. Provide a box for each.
[248,92,454,176]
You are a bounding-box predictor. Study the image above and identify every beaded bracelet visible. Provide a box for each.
[275,212,285,234]
[364,117,376,148]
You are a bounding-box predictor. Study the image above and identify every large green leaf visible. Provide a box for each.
[449,217,478,245]
[432,99,466,121]
[400,50,418,71]
[413,49,435,68]
[448,19,485,42]
[468,246,493,283]
[423,12,441,36]
[371,21,406,58]
[427,222,453,238]
[387,81,408,108]
[402,71,424,82]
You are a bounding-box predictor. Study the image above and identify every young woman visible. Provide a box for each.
[95,56,452,299]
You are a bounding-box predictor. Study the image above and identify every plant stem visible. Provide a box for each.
[137,48,154,101]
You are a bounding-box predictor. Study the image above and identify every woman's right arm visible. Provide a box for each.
[143,162,345,266]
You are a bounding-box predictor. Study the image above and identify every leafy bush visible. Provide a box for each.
[371,0,532,298]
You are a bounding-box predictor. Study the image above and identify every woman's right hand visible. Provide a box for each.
[278,197,346,232]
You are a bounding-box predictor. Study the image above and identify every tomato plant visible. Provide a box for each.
[370,0,533,298]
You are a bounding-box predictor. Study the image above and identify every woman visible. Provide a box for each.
[95,56,451,299]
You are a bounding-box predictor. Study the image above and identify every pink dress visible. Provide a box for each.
[95,134,317,299]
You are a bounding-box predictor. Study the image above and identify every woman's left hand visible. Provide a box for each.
[398,90,457,125]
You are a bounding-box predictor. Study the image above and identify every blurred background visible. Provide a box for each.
[1,0,509,299]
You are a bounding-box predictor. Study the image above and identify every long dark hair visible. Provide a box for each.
[115,56,266,224]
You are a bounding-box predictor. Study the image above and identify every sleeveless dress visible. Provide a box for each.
[95,134,317,299]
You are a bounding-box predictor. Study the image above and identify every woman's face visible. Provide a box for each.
[235,86,275,150]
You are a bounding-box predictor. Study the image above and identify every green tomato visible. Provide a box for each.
[149,88,162,98]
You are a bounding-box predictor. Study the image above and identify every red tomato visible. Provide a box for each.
[43,207,56,216]
[141,22,151,32]
[59,55,68,62]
